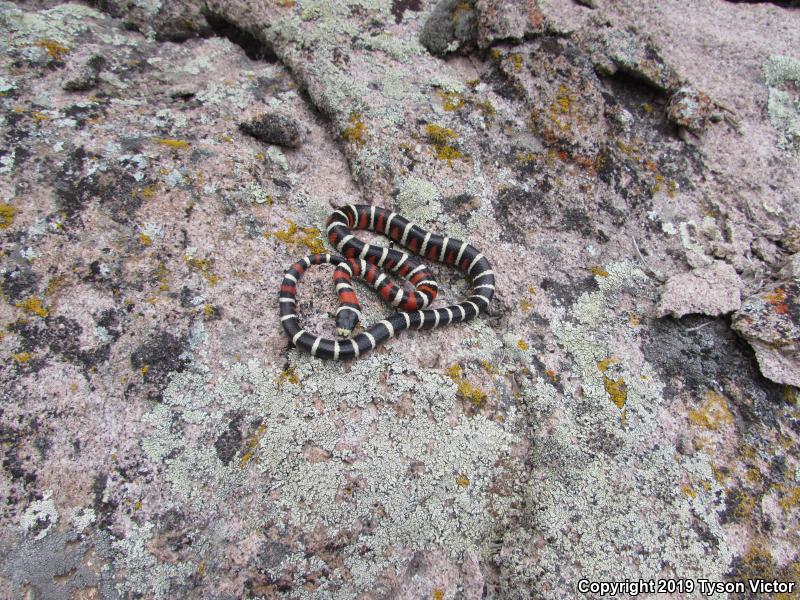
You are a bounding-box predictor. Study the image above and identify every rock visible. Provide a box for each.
[666,85,715,135]
[779,253,800,279]
[62,55,105,92]
[656,261,743,318]
[589,27,682,93]
[732,280,800,387]
[239,113,304,148]
[419,0,478,56]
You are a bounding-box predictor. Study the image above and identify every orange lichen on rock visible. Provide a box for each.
[0,204,17,229]
[603,376,627,409]
[447,364,488,408]
[35,38,70,60]
[156,138,190,150]
[689,391,734,431]
[16,296,48,318]
[269,220,326,254]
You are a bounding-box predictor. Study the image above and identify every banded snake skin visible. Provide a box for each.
[278,204,495,359]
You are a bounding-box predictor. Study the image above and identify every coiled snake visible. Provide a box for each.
[278,204,495,359]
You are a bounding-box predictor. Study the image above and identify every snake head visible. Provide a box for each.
[335,309,359,338]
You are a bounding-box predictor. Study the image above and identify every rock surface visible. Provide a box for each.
[733,280,800,387]
[0,0,799,598]
[657,260,743,318]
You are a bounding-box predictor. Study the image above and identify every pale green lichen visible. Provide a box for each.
[112,522,195,600]
[19,491,59,540]
[138,347,523,598]
[504,261,733,594]
[763,55,800,152]
[394,175,442,223]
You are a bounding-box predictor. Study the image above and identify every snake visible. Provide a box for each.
[278,204,495,359]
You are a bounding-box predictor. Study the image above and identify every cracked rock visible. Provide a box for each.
[656,260,743,318]
[732,280,800,387]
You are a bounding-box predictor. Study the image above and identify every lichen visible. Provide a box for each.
[688,391,734,431]
[268,220,326,254]
[0,203,17,229]
[19,491,59,540]
[342,112,368,146]
[763,55,800,152]
[137,349,521,597]
[15,296,48,317]
[393,176,442,223]
[184,255,221,286]
[155,138,190,150]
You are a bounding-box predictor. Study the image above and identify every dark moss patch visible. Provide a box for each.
[96,308,125,342]
[494,187,546,243]
[9,315,111,371]
[91,473,117,529]
[439,193,480,227]
[391,0,422,23]
[643,316,785,427]
[214,415,243,465]
[0,424,38,490]
[130,330,190,401]
[540,275,599,307]
[2,265,40,304]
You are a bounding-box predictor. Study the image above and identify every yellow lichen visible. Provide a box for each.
[0,204,17,229]
[729,489,757,522]
[509,53,523,71]
[185,256,221,286]
[139,233,152,247]
[597,356,617,373]
[13,352,33,364]
[425,124,458,145]
[136,186,156,199]
[555,84,572,113]
[455,474,470,488]
[156,138,190,150]
[240,423,268,469]
[588,266,609,277]
[31,111,50,123]
[739,543,775,580]
[277,366,300,386]
[342,113,367,146]
[432,145,463,164]
[437,90,466,111]
[447,364,488,408]
[140,364,149,375]
[35,38,70,60]
[432,589,445,600]
[269,220,326,254]
[603,376,627,409]
[516,339,529,351]
[475,99,496,118]
[16,296,48,318]
[45,276,67,297]
[689,391,734,431]
[681,482,697,499]
[778,487,800,511]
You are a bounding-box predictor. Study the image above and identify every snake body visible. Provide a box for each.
[279,204,495,359]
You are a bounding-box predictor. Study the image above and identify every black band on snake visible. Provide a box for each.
[278,204,495,360]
